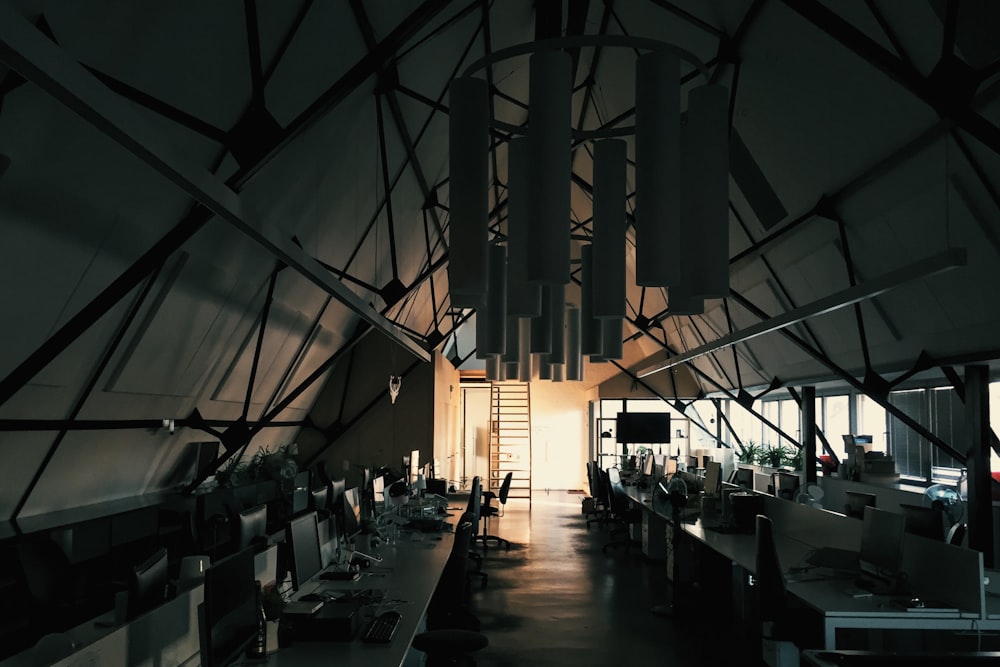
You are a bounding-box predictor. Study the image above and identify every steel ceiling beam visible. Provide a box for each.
[0,3,430,363]
[638,248,966,378]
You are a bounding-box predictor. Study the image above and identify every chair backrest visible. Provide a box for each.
[498,472,514,504]
[754,514,787,623]
[606,467,632,515]
[430,512,475,613]
[466,476,482,530]
[586,461,596,497]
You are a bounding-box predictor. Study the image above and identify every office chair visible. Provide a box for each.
[602,468,642,554]
[754,514,797,667]
[586,461,611,527]
[427,512,481,630]
[411,628,488,667]
[465,476,487,586]
[479,472,513,548]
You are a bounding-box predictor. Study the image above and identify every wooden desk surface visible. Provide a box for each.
[267,527,455,667]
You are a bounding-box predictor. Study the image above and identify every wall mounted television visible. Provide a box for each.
[615,412,671,444]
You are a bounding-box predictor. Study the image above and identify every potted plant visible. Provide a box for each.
[763,444,787,469]
[782,446,803,471]
[737,440,760,466]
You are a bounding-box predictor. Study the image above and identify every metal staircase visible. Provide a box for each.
[489,382,531,501]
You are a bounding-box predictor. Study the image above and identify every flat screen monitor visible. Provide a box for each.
[642,453,655,477]
[703,461,722,497]
[127,547,168,620]
[663,457,677,476]
[733,467,754,489]
[287,511,323,590]
[373,474,386,501]
[615,412,671,444]
[409,449,421,483]
[844,491,877,519]
[309,486,328,513]
[859,506,905,581]
[236,504,268,552]
[199,547,258,667]
[773,473,800,501]
[899,503,945,541]
[291,470,310,516]
[342,487,362,538]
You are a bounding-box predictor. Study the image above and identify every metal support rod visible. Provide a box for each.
[243,264,281,421]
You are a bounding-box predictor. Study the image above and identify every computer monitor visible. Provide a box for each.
[899,503,945,541]
[663,457,677,476]
[703,461,722,497]
[844,491,877,519]
[309,486,329,514]
[687,455,699,470]
[236,504,268,552]
[773,472,800,501]
[733,467,754,489]
[642,453,655,477]
[291,470,311,516]
[342,487,362,538]
[373,474,386,503]
[199,547,258,667]
[286,511,323,590]
[127,547,169,620]
[859,506,905,583]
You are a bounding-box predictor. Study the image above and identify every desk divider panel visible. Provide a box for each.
[765,497,862,552]
[901,534,984,616]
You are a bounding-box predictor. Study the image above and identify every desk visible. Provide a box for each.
[625,487,992,650]
[269,527,455,667]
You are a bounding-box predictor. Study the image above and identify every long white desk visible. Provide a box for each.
[624,486,992,650]
[267,524,456,667]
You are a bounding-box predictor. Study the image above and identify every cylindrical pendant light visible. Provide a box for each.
[668,284,704,316]
[537,355,552,380]
[516,318,532,382]
[526,49,572,285]
[592,139,627,318]
[506,138,542,316]
[580,245,603,356]
[634,52,680,287]
[566,306,582,381]
[551,363,566,382]
[485,355,502,381]
[502,315,519,364]
[448,77,489,306]
[475,309,491,359]
[479,244,507,356]
[530,285,553,353]
[548,284,566,365]
[601,317,623,360]
[684,83,730,298]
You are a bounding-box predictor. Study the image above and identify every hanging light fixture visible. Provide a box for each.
[447,77,489,307]
[634,51,680,288]
[592,139,627,318]
[506,137,541,316]
[479,244,508,356]
[684,83,730,299]
[580,244,604,356]
[565,306,582,381]
[454,36,725,379]
[526,50,572,286]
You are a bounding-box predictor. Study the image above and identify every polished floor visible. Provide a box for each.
[463,490,722,667]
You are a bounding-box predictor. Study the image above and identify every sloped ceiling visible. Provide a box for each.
[1,0,1000,520]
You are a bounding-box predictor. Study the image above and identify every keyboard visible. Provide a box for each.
[320,570,361,581]
[362,611,401,643]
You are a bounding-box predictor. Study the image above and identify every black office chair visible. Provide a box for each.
[479,472,513,549]
[755,514,820,665]
[586,461,611,527]
[414,512,489,666]
[465,476,487,586]
[602,468,642,554]
[427,512,480,630]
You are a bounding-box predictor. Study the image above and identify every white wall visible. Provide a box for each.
[529,381,594,491]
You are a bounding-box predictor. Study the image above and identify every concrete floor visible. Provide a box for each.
[464,491,724,667]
